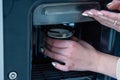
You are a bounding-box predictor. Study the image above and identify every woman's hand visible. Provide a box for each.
[44,37,119,78]
[82,0,120,32]
[107,0,120,10]
[44,37,100,72]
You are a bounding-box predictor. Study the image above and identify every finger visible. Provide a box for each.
[46,37,77,48]
[79,40,95,50]
[46,44,67,56]
[83,9,119,21]
[94,11,120,31]
[52,62,69,71]
[82,9,120,31]
[82,9,99,17]
[82,9,113,26]
[100,10,120,21]
[93,13,118,30]
[82,10,90,16]
[46,37,71,48]
[44,48,67,62]
[100,10,120,26]
[93,13,114,26]
[107,1,120,10]
[85,10,120,31]
[71,37,80,42]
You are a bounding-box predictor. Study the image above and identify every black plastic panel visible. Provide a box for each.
[32,64,96,80]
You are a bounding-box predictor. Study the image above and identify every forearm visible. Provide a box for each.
[95,51,119,78]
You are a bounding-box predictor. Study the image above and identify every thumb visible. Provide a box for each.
[107,1,120,11]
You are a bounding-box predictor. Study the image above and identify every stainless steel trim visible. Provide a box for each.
[0,0,4,80]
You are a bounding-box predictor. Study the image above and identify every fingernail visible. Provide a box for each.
[82,13,88,16]
[107,2,112,6]
[97,12,103,16]
[88,11,93,15]
[52,62,56,67]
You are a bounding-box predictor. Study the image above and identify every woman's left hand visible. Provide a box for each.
[43,37,99,72]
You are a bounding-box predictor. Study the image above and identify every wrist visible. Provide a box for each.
[87,50,101,72]
[96,52,119,78]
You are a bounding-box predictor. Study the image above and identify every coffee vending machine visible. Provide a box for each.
[1,0,120,80]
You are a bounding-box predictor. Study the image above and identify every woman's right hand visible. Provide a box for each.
[82,0,120,32]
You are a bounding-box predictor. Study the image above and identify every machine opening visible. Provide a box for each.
[31,22,101,80]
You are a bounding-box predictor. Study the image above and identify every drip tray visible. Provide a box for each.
[32,63,96,80]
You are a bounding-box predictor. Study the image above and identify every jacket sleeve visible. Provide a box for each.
[116,58,120,80]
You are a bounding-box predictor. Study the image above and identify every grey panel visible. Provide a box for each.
[0,0,4,80]
[3,0,32,80]
[33,2,100,25]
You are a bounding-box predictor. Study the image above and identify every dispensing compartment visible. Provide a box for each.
[31,1,111,80]
[32,22,101,80]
